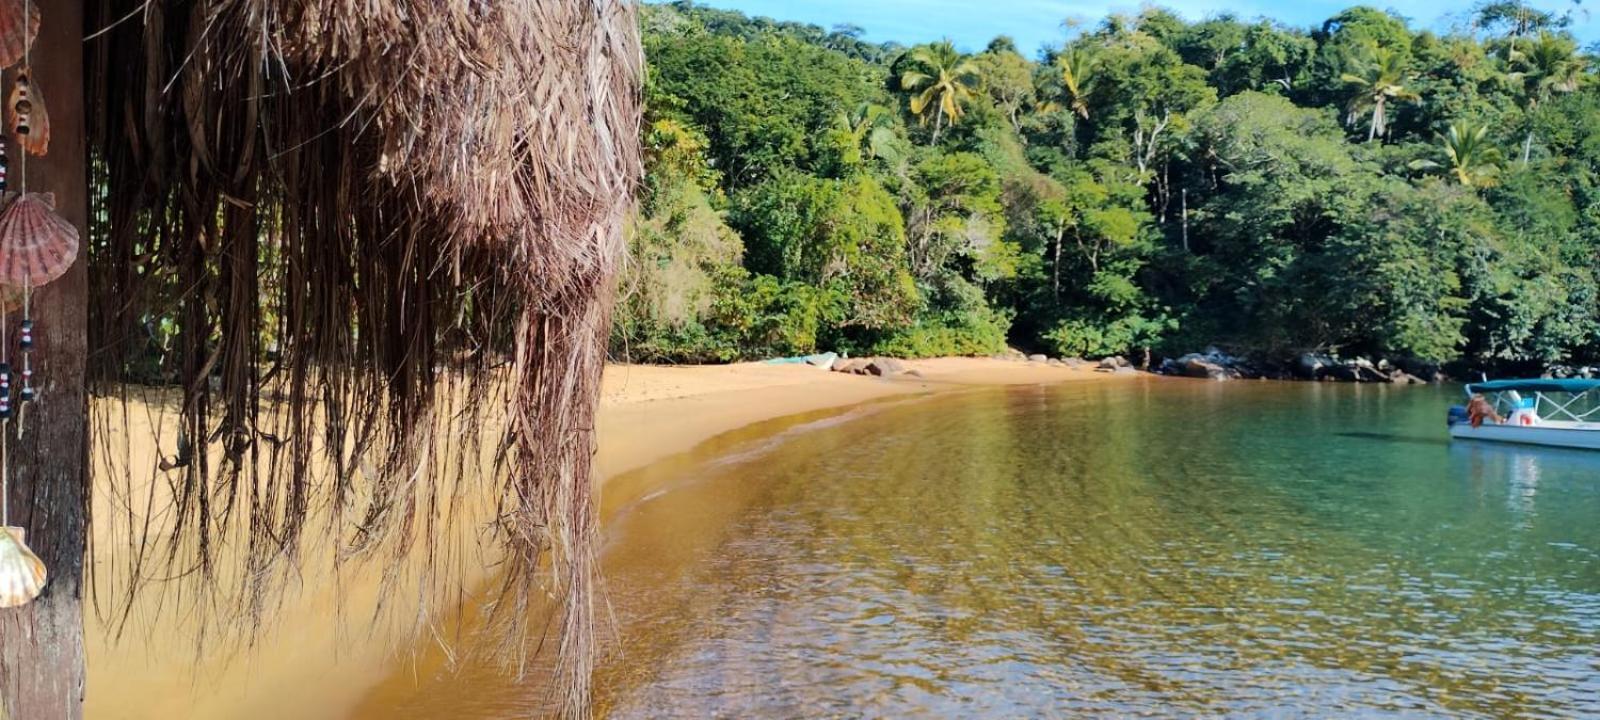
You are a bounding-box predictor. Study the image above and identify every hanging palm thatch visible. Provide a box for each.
[84,0,640,714]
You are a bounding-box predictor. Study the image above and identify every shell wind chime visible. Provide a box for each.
[0,0,73,609]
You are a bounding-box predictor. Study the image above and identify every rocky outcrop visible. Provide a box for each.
[1159,347,1247,380]
[1545,364,1598,379]
[1296,353,1334,380]
[1097,356,1130,371]
[832,358,868,375]
[1159,348,1436,384]
[830,356,915,377]
[865,358,908,376]
[1183,357,1230,380]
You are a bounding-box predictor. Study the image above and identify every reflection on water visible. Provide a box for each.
[365,381,1600,718]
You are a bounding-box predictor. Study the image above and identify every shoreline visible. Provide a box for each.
[84,357,1129,719]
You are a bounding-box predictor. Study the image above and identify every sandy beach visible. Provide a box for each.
[84,357,1125,719]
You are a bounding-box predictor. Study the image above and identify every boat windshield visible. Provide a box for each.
[1465,380,1600,424]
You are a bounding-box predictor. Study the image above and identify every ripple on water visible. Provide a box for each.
[588,383,1600,719]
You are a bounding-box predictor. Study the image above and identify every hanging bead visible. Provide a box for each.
[0,363,12,420]
[17,320,30,351]
[0,138,8,194]
[18,370,31,403]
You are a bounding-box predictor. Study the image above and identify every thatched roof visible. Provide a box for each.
[85,0,641,714]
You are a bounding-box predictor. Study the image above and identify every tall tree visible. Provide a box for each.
[898,41,982,144]
[975,47,1037,133]
[1507,32,1584,162]
[1409,121,1505,188]
[1056,46,1098,119]
[1340,45,1420,141]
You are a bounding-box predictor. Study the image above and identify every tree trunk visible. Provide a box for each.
[0,1,89,718]
[1052,227,1063,303]
[931,106,944,145]
[1522,130,1534,164]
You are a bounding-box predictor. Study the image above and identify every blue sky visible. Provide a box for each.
[669,0,1596,56]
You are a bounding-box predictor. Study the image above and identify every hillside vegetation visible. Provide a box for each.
[613,2,1600,375]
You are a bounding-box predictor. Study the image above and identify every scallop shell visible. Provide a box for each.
[8,68,46,156]
[0,191,76,286]
[0,525,46,608]
[0,0,39,71]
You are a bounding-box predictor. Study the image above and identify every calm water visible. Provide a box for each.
[368,379,1600,718]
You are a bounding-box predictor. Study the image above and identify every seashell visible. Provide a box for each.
[0,0,39,71]
[8,68,46,156]
[0,525,46,608]
[0,191,77,286]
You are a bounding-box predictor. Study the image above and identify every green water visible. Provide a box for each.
[591,380,1599,718]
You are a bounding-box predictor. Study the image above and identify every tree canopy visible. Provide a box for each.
[620,1,1600,374]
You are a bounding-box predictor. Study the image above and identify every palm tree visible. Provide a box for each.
[899,41,981,144]
[1408,121,1504,188]
[1056,45,1097,119]
[836,103,903,166]
[1507,32,1585,163]
[1340,45,1419,142]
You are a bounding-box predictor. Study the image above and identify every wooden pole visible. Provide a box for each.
[0,0,89,717]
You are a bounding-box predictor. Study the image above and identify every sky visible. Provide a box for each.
[669,0,1597,56]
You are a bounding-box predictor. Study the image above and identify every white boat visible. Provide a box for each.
[1448,379,1600,450]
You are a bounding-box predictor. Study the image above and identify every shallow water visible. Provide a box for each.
[375,380,1600,718]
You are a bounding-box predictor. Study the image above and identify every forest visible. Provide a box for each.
[612,1,1600,376]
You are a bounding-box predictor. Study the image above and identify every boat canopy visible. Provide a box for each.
[1466,378,1600,395]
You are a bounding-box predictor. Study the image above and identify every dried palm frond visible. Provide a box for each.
[84,0,641,715]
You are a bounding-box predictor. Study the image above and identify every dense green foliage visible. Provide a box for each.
[614,1,1600,371]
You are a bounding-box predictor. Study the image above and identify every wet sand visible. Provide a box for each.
[84,358,1121,719]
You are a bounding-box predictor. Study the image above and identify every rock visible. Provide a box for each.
[1063,357,1087,368]
[864,357,909,376]
[1047,358,1065,367]
[804,352,838,370]
[1297,353,1334,380]
[1027,354,1049,363]
[1200,346,1241,368]
[1184,357,1229,380]
[1326,363,1360,382]
[1394,356,1442,382]
[904,369,924,378]
[1546,364,1580,379]
[1390,371,1426,385]
[1098,356,1129,370]
[833,358,867,374]
[1114,365,1138,374]
[1327,358,1390,383]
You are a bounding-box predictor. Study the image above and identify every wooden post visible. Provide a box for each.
[0,0,89,717]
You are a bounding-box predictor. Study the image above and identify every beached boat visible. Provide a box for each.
[1448,379,1600,450]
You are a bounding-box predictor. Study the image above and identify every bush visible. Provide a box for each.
[869,275,1011,358]
[1044,313,1175,359]
[706,269,842,358]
